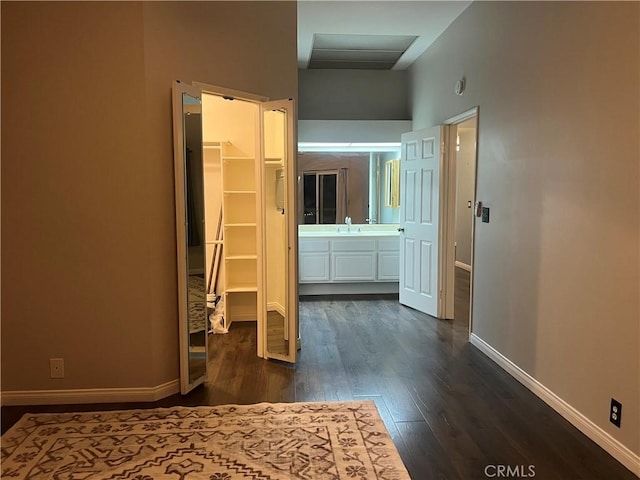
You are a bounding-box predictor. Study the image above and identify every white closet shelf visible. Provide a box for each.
[223,190,255,194]
[224,223,256,227]
[223,156,254,161]
[226,254,257,260]
[226,286,258,293]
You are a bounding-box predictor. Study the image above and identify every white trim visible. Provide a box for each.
[0,379,180,406]
[455,260,471,272]
[267,302,286,316]
[444,106,479,125]
[193,81,269,103]
[470,334,640,476]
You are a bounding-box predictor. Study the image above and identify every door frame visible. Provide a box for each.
[443,107,479,335]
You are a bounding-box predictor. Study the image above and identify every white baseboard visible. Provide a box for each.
[455,260,471,272]
[470,334,640,477]
[267,302,286,316]
[1,379,180,406]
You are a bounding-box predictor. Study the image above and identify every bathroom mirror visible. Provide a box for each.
[297,147,401,225]
[262,101,297,361]
[172,83,207,393]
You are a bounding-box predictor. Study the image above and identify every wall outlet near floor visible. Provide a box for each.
[50,358,65,378]
[610,398,622,427]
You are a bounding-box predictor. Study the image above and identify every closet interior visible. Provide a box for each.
[173,82,297,394]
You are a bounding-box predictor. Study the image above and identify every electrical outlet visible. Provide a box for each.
[610,398,622,427]
[50,358,64,378]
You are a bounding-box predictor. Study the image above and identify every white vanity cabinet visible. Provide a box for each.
[332,239,377,281]
[298,233,399,293]
[377,238,401,281]
[299,239,330,282]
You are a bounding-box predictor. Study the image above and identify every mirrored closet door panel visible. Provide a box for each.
[172,82,207,394]
[261,99,297,362]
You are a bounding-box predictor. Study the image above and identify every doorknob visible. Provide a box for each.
[398,227,405,232]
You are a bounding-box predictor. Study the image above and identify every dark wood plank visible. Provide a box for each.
[2,287,636,480]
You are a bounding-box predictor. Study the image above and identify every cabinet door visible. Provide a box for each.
[377,252,400,280]
[332,252,377,281]
[299,253,331,282]
[377,238,400,281]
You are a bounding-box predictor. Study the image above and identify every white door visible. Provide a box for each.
[260,99,298,363]
[399,126,444,318]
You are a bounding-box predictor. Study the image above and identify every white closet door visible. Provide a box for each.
[260,99,298,363]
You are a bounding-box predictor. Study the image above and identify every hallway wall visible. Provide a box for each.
[410,1,639,456]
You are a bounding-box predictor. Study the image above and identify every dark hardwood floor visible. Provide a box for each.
[2,268,635,479]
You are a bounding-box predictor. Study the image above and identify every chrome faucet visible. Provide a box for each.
[345,216,352,232]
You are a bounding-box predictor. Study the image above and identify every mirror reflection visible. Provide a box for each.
[297,148,401,225]
[264,109,289,356]
[183,92,207,382]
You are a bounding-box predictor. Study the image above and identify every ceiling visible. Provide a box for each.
[298,1,472,70]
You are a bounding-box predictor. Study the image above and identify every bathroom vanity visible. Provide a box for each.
[298,224,400,295]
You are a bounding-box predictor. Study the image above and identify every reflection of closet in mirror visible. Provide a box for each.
[263,110,288,356]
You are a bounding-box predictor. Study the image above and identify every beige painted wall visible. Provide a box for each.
[410,2,639,452]
[1,1,297,393]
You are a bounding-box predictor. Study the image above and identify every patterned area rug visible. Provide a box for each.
[1,401,410,480]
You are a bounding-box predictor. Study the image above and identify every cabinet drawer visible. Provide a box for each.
[377,252,399,281]
[299,239,330,253]
[377,238,400,252]
[332,253,376,281]
[331,239,376,252]
[299,253,330,282]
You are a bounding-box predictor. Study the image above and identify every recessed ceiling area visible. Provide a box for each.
[308,33,418,70]
[298,1,472,70]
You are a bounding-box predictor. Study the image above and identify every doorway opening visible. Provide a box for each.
[444,110,478,332]
[172,82,298,393]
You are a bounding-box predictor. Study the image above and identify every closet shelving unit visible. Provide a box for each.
[221,148,259,324]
